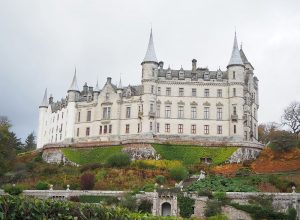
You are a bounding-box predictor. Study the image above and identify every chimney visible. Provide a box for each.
[192,59,197,72]
[88,87,93,93]
[107,77,112,84]
[49,94,53,104]
[159,61,164,69]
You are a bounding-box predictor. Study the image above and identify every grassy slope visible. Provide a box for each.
[152,144,237,165]
[62,146,123,165]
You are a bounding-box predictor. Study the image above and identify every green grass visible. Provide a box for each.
[62,146,123,165]
[152,144,237,165]
[78,195,119,204]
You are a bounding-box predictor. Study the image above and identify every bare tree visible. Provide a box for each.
[258,122,280,144]
[281,102,300,139]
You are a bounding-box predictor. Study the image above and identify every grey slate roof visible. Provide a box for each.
[40,88,48,107]
[142,29,158,63]
[227,33,244,67]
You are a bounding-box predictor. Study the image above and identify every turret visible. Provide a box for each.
[227,32,245,82]
[37,88,48,148]
[93,80,100,100]
[67,70,80,102]
[141,28,159,81]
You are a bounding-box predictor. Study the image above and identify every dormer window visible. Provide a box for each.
[204,72,210,81]
[179,70,185,80]
[217,70,223,81]
[166,69,172,79]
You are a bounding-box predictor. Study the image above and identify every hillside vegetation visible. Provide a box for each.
[153,144,237,165]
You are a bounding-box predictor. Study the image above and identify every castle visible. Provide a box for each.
[37,30,260,149]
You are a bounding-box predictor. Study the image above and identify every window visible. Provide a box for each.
[86,127,90,136]
[217,108,222,120]
[254,124,257,138]
[126,107,131,118]
[234,125,237,134]
[150,103,154,112]
[217,125,222,134]
[204,107,210,119]
[150,122,153,131]
[125,124,130,134]
[165,124,170,133]
[78,112,81,122]
[106,93,109,100]
[191,107,197,119]
[233,71,236,79]
[103,107,111,119]
[165,106,171,118]
[191,125,196,134]
[233,106,237,115]
[217,89,222,97]
[151,85,154,94]
[233,88,236,97]
[77,128,79,137]
[178,124,183,133]
[104,125,107,134]
[156,105,160,117]
[192,88,197,97]
[157,123,160,133]
[204,89,209,97]
[138,123,141,133]
[62,112,64,119]
[87,110,91,121]
[109,125,112,133]
[178,106,184,118]
[166,87,171,96]
[244,131,248,140]
[99,126,102,134]
[157,87,161,95]
[204,125,209,134]
[179,88,184,96]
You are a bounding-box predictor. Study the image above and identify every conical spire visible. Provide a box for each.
[94,79,100,92]
[239,47,250,64]
[40,88,48,108]
[118,75,123,89]
[142,28,158,64]
[68,68,79,92]
[227,32,244,68]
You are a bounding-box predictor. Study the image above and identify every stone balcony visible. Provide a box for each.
[149,111,156,118]
[231,114,238,122]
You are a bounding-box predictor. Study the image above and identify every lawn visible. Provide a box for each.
[62,146,123,165]
[152,144,237,165]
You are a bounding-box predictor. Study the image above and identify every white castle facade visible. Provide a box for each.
[37,30,260,149]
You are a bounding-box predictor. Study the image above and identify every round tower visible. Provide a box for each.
[37,88,48,148]
[227,32,245,140]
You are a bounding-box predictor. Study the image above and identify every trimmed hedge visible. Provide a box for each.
[0,196,177,220]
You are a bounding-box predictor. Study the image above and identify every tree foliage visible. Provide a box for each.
[24,132,36,151]
[281,101,300,139]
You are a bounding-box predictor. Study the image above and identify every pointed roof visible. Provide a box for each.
[118,76,123,89]
[239,48,249,64]
[68,69,79,92]
[142,28,158,64]
[94,80,100,92]
[40,88,48,108]
[227,32,244,68]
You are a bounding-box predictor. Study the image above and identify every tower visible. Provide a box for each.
[227,32,245,140]
[141,29,159,134]
[37,88,48,148]
[65,70,80,142]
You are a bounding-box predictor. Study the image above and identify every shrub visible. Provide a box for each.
[3,184,23,195]
[269,131,298,152]
[198,189,213,198]
[35,181,49,190]
[204,199,222,217]
[141,183,155,192]
[169,166,188,181]
[106,153,131,168]
[120,194,137,211]
[69,196,80,202]
[268,175,294,192]
[80,172,95,190]
[138,199,152,213]
[213,192,229,205]
[235,167,253,177]
[287,207,297,220]
[155,175,166,185]
[80,163,103,173]
[178,194,195,218]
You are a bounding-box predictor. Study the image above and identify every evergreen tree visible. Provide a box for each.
[24,132,36,151]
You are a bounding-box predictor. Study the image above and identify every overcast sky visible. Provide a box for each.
[0,0,300,140]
